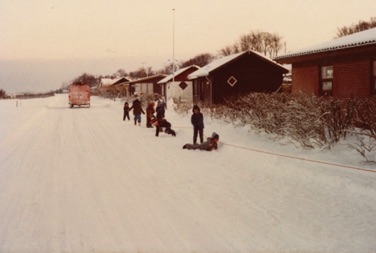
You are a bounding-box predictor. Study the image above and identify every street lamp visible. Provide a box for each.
[172,8,175,82]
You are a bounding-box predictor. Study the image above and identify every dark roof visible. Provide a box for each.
[158,65,200,84]
[122,74,167,85]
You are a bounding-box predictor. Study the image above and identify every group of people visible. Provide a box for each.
[123,97,176,137]
[123,97,219,151]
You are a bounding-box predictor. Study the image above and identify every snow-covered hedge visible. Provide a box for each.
[177,92,376,159]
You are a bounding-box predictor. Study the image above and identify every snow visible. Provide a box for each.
[99,77,124,86]
[276,27,376,59]
[0,94,376,253]
[188,51,288,79]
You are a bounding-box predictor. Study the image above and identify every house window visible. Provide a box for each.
[320,65,333,95]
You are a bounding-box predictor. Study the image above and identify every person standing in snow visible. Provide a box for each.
[146,101,155,128]
[129,98,145,126]
[191,105,204,144]
[182,132,219,151]
[156,95,167,110]
[123,101,130,121]
[155,101,165,120]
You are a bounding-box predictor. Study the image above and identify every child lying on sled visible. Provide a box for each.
[182,132,219,151]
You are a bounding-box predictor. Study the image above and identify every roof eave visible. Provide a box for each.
[275,43,376,64]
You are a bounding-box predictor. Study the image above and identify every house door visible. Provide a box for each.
[204,82,211,104]
[193,79,210,103]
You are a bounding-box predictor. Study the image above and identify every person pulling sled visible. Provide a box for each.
[152,116,176,137]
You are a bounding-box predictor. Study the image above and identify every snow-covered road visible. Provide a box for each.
[1,94,375,252]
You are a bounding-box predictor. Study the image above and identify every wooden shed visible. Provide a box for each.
[127,74,167,97]
[157,65,200,103]
[274,28,376,98]
[188,50,288,104]
[97,77,129,98]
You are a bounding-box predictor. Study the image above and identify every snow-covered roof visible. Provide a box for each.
[188,50,287,79]
[275,27,376,60]
[100,78,127,87]
[188,52,243,79]
[127,74,167,84]
[157,65,200,84]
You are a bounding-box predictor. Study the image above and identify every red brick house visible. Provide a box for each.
[275,27,376,98]
[188,50,288,104]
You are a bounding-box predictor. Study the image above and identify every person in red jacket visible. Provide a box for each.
[145,101,155,128]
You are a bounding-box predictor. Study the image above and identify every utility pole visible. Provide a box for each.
[172,8,175,83]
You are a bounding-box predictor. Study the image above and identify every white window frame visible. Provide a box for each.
[320,65,333,95]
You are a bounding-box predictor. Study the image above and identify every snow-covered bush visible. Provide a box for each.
[319,97,356,144]
[222,92,330,148]
[174,92,376,161]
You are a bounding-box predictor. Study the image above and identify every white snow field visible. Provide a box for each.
[0,94,375,253]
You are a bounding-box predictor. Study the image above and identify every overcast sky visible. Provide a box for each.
[1,0,375,93]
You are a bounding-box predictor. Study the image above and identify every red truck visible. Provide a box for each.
[68,83,90,108]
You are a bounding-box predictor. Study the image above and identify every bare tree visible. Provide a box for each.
[220,31,284,57]
[219,45,234,56]
[239,34,252,51]
[129,65,154,78]
[336,17,376,37]
[146,66,153,77]
[114,69,127,77]
[180,53,214,68]
[71,73,97,87]
[269,33,283,57]
[233,43,241,54]
[262,32,273,56]
[249,31,264,52]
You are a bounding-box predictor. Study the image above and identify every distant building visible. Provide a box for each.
[157,65,200,103]
[97,77,129,97]
[188,50,288,104]
[274,27,376,98]
[126,74,167,97]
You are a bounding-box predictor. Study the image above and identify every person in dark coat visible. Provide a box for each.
[145,101,155,128]
[156,101,165,120]
[123,101,130,121]
[191,105,204,144]
[152,116,176,137]
[155,101,165,132]
[183,132,219,151]
[129,98,145,125]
